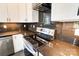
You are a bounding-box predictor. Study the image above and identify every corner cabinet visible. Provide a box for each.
[32,10,39,22]
[26,3,39,23]
[52,3,79,22]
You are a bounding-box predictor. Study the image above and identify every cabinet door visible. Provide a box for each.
[32,10,39,22]
[26,3,32,22]
[12,34,24,53]
[8,3,19,22]
[0,4,7,22]
[19,3,27,22]
[52,3,79,21]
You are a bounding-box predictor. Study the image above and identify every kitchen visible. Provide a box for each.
[0,3,79,56]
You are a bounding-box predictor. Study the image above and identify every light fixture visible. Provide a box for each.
[3,25,7,29]
[24,25,26,28]
[33,25,35,28]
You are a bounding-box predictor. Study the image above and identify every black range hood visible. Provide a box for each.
[33,3,51,12]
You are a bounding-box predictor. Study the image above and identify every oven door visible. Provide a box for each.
[23,39,36,56]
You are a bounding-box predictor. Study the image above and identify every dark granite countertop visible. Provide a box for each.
[0,30,36,38]
[0,31,21,37]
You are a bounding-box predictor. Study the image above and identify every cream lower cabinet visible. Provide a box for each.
[12,34,24,53]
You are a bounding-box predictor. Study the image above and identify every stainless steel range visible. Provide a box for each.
[23,27,55,56]
[36,27,55,46]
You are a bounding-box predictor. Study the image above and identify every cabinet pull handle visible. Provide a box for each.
[7,18,8,21]
[25,19,27,21]
[7,18,11,22]
[9,18,11,21]
[8,18,11,22]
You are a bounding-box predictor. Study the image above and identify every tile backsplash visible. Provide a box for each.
[0,23,21,32]
[28,24,37,32]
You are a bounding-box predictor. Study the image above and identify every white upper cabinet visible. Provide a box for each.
[18,3,27,22]
[0,4,7,22]
[26,3,39,22]
[18,3,39,23]
[52,3,79,22]
[32,10,39,22]
[0,3,39,23]
[26,3,32,22]
[7,3,19,22]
